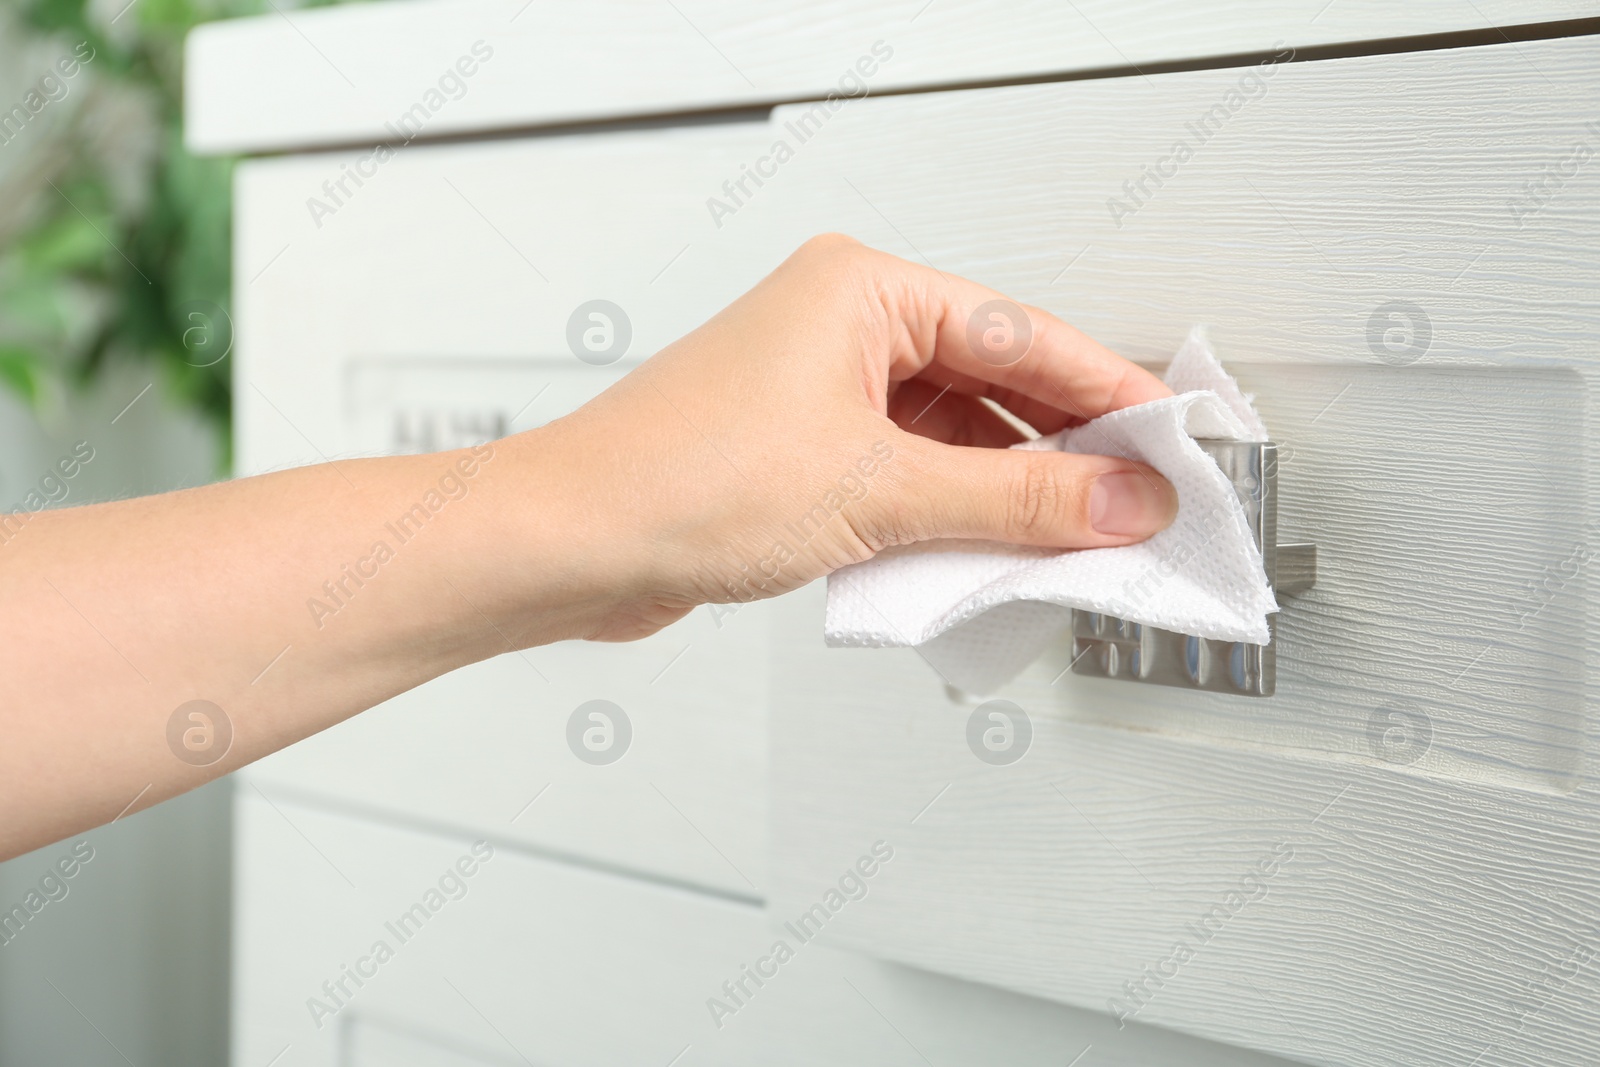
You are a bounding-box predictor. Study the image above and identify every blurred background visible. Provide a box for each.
[0,0,340,1059]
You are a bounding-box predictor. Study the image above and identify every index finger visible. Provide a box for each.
[871,249,1171,423]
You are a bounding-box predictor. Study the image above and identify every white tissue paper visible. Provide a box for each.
[824,327,1278,694]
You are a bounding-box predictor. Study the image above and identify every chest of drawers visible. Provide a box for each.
[193,5,1600,1064]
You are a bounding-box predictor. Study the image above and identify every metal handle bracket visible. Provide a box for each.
[1069,439,1316,697]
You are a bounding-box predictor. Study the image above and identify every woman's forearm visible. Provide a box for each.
[0,431,606,858]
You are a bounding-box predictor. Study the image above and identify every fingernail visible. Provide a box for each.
[1090,471,1177,536]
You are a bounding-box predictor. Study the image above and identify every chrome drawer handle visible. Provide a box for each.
[1070,439,1316,697]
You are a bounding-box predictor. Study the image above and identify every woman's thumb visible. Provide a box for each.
[875,437,1179,550]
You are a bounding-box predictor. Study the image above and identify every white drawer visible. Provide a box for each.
[231,791,1303,1067]
[760,35,1600,1067]
[185,0,1599,153]
[346,1018,502,1067]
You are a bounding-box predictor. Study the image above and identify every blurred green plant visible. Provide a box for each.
[1,0,354,467]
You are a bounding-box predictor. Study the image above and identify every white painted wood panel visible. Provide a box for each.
[347,1017,508,1067]
[347,1018,505,1067]
[231,791,1306,1066]
[183,0,1597,154]
[763,36,1600,1067]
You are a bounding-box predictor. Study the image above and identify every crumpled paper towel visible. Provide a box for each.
[824,327,1278,694]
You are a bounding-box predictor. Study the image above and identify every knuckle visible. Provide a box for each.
[848,459,926,552]
[850,506,909,555]
[793,233,872,281]
[799,232,862,259]
[1007,458,1089,541]
[850,483,917,552]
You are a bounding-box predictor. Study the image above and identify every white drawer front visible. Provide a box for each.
[346,1018,504,1067]
[185,1,1599,153]
[231,793,1305,1067]
[753,35,1600,1067]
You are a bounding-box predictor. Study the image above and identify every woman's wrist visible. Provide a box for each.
[439,419,667,657]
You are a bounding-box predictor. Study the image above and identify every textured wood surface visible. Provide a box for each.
[232,792,1304,1066]
[766,36,1600,1067]
[183,0,1596,153]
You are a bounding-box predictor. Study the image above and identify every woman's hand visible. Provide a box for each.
[0,234,1174,858]
[495,234,1177,643]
